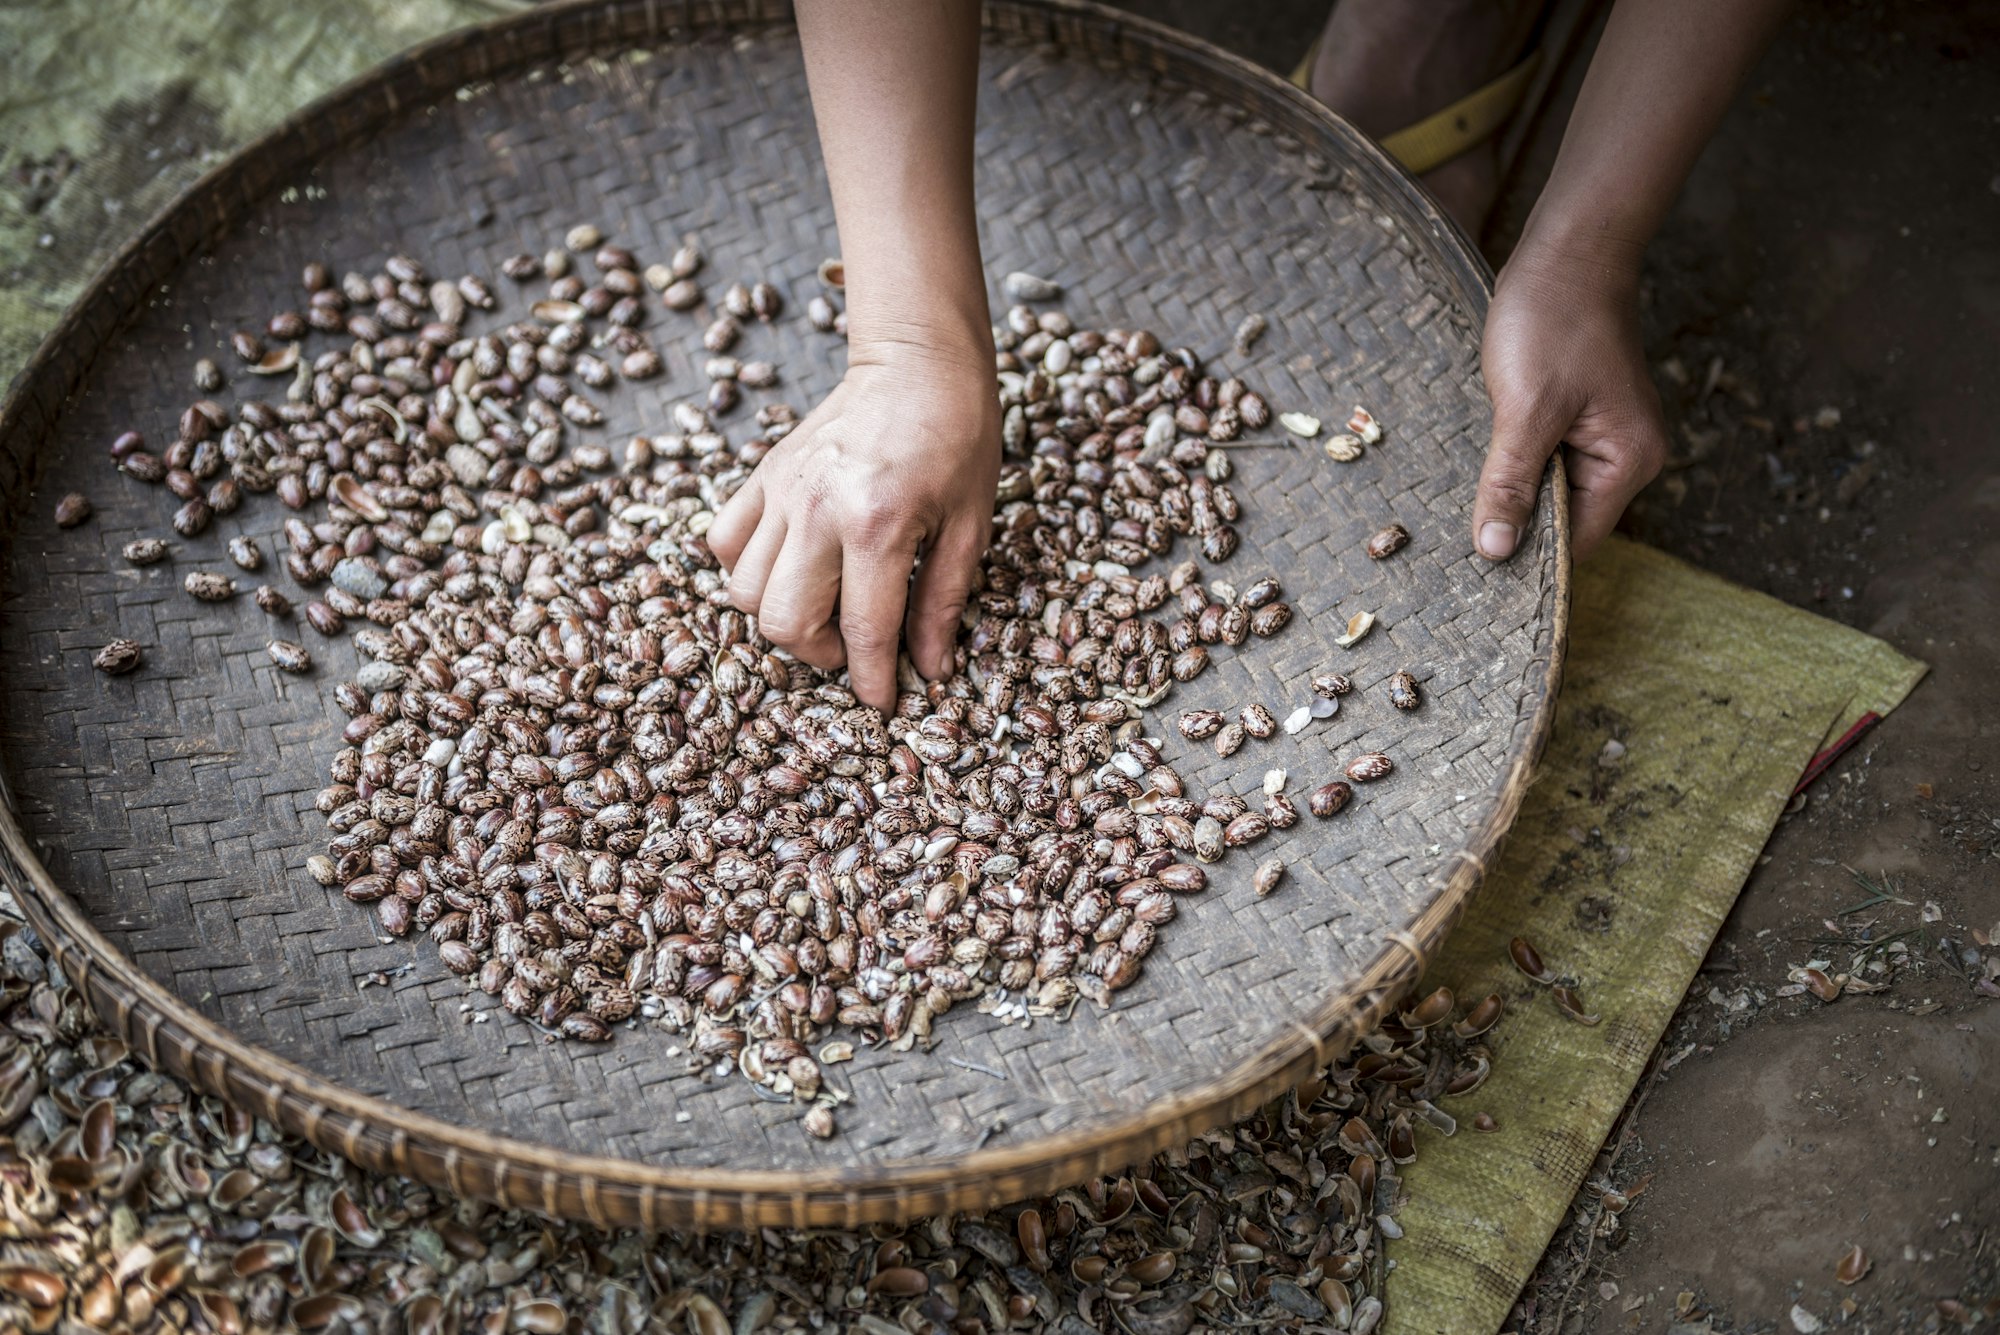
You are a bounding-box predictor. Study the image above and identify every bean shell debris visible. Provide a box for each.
[1335,610,1377,648]
[1280,412,1321,439]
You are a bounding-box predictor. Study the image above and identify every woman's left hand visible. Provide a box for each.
[1471,239,1669,561]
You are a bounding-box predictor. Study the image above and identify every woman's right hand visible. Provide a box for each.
[708,338,999,715]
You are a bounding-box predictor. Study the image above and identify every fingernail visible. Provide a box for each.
[1478,521,1518,559]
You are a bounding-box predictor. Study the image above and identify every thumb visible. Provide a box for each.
[1473,387,1569,560]
[904,512,987,681]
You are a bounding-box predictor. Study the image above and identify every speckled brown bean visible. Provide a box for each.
[1219,604,1249,647]
[621,348,663,380]
[255,587,293,617]
[1178,709,1225,741]
[183,571,236,602]
[1345,752,1394,783]
[171,499,212,537]
[1253,858,1285,898]
[1249,602,1292,637]
[1169,647,1209,682]
[267,640,313,674]
[1311,672,1353,699]
[1240,576,1281,609]
[53,493,92,528]
[304,601,345,636]
[227,536,263,571]
[93,639,142,675]
[1387,671,1422,711]
[1365,523,1410,559]
[703,316,740,353]
[1212,723,1245,758]
[1223,812,1271,847]
[122,538,169,565]
[1308,781,1354,817]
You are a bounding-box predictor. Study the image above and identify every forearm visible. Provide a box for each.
[795,0,991,366]
[1515,0,1790,282]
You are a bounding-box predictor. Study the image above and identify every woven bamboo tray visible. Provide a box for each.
[0,0,1566,1230]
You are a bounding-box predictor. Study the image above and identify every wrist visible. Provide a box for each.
[1504,204,1648,304]
[845,295,995,381]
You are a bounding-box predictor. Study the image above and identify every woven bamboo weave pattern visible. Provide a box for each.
[0,1,1563,1228]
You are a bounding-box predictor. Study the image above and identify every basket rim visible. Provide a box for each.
[0,0,1569,1229]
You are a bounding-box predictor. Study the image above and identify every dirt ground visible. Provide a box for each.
[1117,0,2000,1330]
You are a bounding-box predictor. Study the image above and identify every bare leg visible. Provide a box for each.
[1308,0,1544,235]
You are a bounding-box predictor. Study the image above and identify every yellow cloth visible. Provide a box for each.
[1288,43,1541,175]
[1384,538,1927,1332]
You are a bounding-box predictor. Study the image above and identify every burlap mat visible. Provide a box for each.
[1384,538,1924,1332]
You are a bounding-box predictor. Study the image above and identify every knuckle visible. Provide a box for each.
[1480,471,1541,516]
[757,610,805,645]
[841,616,897,656]
[852,497,913,543]
[1596,441,1661,492]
